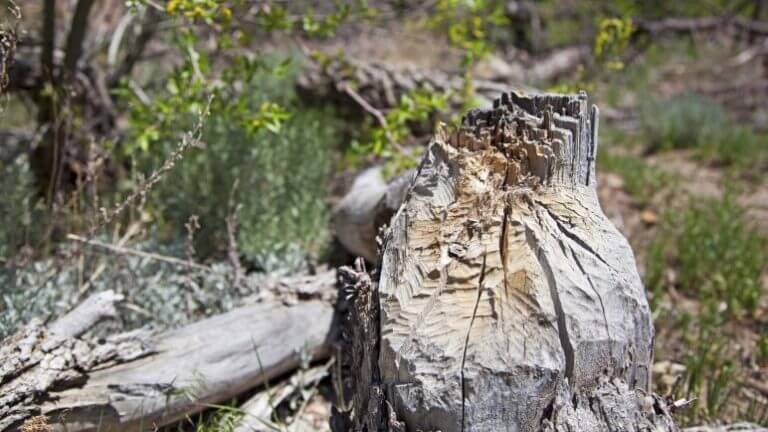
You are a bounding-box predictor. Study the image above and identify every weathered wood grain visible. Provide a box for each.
[1,272,337,432]
[336,91,676,431]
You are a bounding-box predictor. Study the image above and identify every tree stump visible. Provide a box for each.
[335,91,676,431]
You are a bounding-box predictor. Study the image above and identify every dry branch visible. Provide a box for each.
[635,17,768,37]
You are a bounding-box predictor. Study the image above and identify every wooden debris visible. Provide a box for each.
[0,272,337,432]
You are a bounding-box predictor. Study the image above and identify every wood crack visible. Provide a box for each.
[460,253,487,432]
[572,252,612,344]
[541,205,609,268]
[499,203,510,325]
[526,224,575,383]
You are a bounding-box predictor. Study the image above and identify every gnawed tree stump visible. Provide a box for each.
[334,91,676,431]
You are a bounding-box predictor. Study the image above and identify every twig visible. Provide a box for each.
[744,378,768,397]
[342,83,388,129]
[95,96,212,231]
[67,234,213,273]
[75,221,141,298]
[341,82,406,153]
[226,178,245,289]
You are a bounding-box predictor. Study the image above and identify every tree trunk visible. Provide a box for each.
[334,91,676,431]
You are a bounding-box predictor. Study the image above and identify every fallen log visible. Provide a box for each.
[1,272,337,432]
[332,167,415,262]
[333,91,677,431]
[298,56,529,115]
[635,16,768,37]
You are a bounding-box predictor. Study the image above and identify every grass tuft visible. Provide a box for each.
[647,193,765,318]
[640,93,767,172]
[598,148,672,206]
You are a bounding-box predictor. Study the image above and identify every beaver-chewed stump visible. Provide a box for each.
[333,91,677,432]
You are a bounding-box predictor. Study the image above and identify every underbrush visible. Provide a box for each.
[0,155,39,261]
[123,55,341,265]
[640,94,767,172]
[647,194,767,423]
[598,148,672,206]
[0,238,271,339]
[0,56,342,337]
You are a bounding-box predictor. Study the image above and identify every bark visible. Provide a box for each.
[334,91,676,431]
[63,0,97,76]
[1,272,337,432]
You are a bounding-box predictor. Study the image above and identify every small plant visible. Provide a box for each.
[597,149,672,205]
[0,155,41,261]
[647,193,765,318]
[594,16,634,71]
[427,0,509,68]
[346,88,450,176]
[640,93,768,171]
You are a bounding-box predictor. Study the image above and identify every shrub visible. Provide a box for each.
[123,55,341,266]
[641,93,728,152]
[640,93,767,170]
[597,149,672,205]
[0,155,40,261]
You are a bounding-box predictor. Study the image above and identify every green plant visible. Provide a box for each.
[122,54,341,263]
[758,334,768,365]
[641,93,727,152]
[648,195,764,423]
[427,0,509,68]
[597,149,672,205]
[647,193,766,318]
[0,155,40,261]
[254,1,378,38]
[594,16,634,71]
[680,310,737,423]
[640,93,768,171]
[346,88,449,176]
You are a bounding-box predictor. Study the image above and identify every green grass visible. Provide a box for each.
[597,148,672,205]
[640,93,768,173]
[123,55,342,267]
[647,193,765,318]
[647,194,767,423]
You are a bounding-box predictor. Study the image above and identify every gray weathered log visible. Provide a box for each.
[335,91,676,431]
[333,167,415,262]
[0,272,337,432]
[298,57,528,115]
